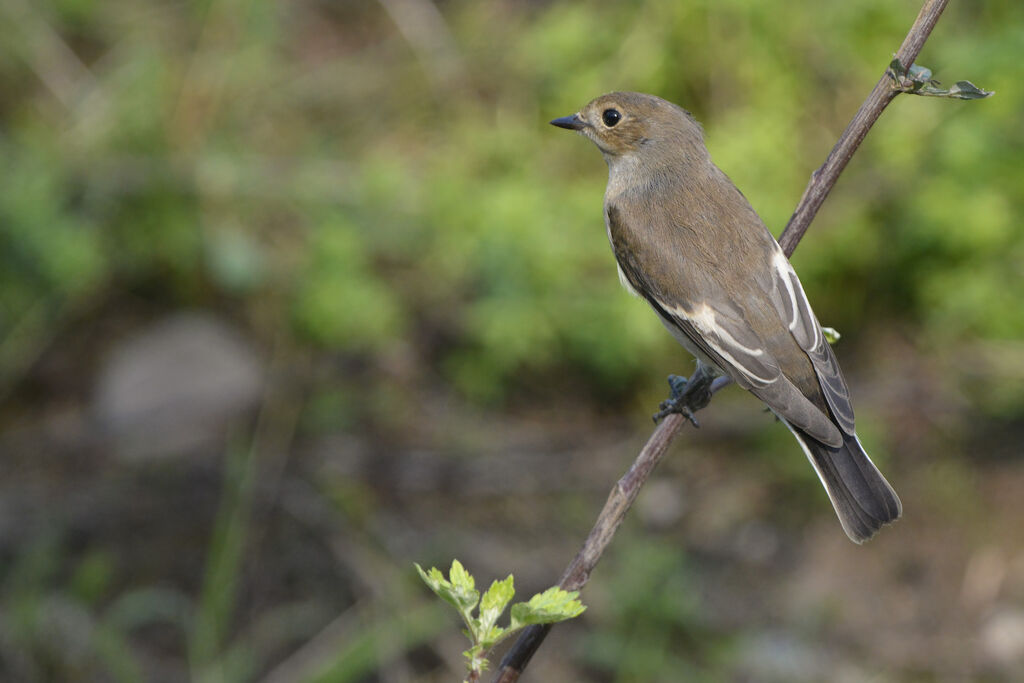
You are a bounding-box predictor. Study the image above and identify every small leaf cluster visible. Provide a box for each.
[415,560,585,681]
[888,58,993,99]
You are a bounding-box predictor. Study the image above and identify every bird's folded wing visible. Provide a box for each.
[653,298,843,447]
[766,248,856,436]
[606,201,847,446]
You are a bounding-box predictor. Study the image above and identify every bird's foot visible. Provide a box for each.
[652,371,715,426]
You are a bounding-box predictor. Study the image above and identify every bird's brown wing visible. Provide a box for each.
[764,246,856,435]
[607,199,847,447]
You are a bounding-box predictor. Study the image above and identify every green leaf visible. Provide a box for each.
[910,78,993,99]
[414,563,446,594]
[414,561,480,614]
[821,326,841,345]
[478,575,515,637]
[509,587,586,630]
[946,80,994,100]
[449,560,476,597]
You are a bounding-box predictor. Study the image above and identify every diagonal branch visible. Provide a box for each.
[779,0,949,255]
[492,1,963,680]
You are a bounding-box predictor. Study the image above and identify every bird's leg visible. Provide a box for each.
[652,365,716,426]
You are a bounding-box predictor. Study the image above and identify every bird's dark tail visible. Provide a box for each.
[784,423,902,543]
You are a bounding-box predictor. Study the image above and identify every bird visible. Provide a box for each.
[550,91,901,543]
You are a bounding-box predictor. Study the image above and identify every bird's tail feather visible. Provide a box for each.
[784,422,902,543]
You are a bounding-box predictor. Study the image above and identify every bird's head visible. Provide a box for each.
[550,91,705,162]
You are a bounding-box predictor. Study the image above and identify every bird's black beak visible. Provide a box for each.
[550,113,585,131]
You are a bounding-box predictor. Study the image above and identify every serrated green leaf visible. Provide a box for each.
[478,575,514,636]
[448,560,480,614]
[415,561,480,614]
[414,563,447,595]
[449,561,477,597]
[509,587,586,630]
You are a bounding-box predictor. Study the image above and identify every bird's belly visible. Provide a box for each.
[653,309,723,375]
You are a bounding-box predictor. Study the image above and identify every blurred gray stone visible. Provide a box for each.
[733,631,884,682]
[734,631,830,681]
[93,313,264,460]
[636,478,687,529]
[980,608,1024,670]
[733,520,781,565]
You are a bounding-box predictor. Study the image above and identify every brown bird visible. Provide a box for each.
[551,92,901,543]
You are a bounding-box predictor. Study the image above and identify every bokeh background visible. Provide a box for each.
[1,0,1023,681]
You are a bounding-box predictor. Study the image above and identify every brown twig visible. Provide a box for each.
[492,1,951,680]
[780,0,950,255]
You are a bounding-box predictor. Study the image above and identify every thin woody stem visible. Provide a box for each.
[491,1,950,681]
[779,0,950,256]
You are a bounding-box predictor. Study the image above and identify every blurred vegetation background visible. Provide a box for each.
[1,0,1022,681]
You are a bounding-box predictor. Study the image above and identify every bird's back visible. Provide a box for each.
[606,155,840,433]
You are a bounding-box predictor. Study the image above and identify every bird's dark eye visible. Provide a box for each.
[602,108,622,127]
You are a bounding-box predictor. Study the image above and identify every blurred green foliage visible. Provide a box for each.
[1,0,1021,413]
[579,539,732,682]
